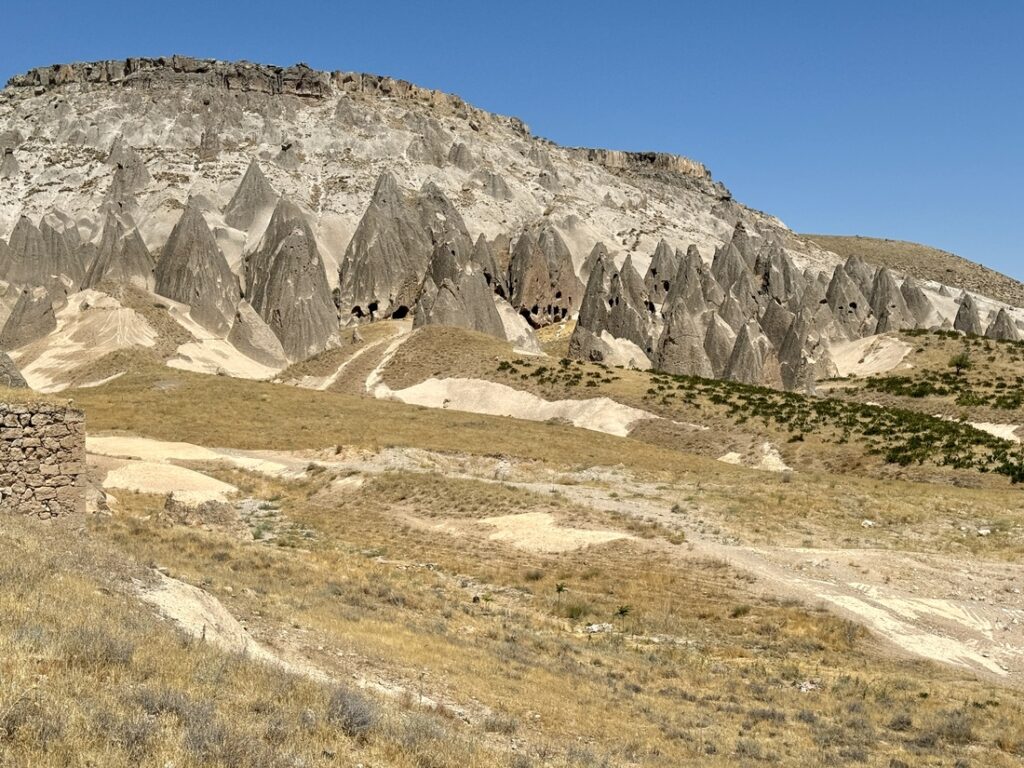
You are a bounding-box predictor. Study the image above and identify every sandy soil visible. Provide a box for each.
[718,442,791,472]
[383,377,655,437]
[830,334,914,378]
[12,290,158,391]
[101,459,238,504]
[480,511,631,553]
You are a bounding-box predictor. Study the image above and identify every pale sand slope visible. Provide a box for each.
[12,290,157,392]
[481,511,631,553]
[87,435,297,476]
[101,459,238,504]
[162,297,282,380]
[830,334,914,378]
[385,377,656,437]
[970,422,1021,443]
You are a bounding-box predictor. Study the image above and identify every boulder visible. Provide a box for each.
[155,202,240,335]
[245,198,338,360]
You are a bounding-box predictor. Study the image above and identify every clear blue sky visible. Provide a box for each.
[3,1,1022,278]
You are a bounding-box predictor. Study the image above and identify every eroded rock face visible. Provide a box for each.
[643,240,679,305]
[953,294,985,336]
[656,303,713,378]
[245,198,338,360]
[155,203,240,335]
[338,172,469,320]
[870,268,915,333]
[985,308,1021,342]
[0,352,27,388]
[85,213,156,292]
[508,227,583,327]
[0,287,56,350]
[224,159,279,231]
[227,300,288,368]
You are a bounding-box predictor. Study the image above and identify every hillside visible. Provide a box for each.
[803,234,1024,308]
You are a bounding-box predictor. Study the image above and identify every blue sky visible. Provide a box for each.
[4,1,1022,278]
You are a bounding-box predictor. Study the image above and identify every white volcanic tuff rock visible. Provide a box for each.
[0,287,57,349]
[245,198,338,360]
[655,302,713,378]
[643,239,679,305]
[0,351,27,387]
[954,294,985,336]
[703,314,737,379]
[567,254,612,362]
[826,265,876,339]
[901,276,941,328]
[154,203,241,335]
[105,139,151,205]
[227,300,289,368]
[985,307,1021,342]
[869,268,915,333]
[470,234,508,298]
[604,255,657,355]
[338,172,469,320]
[84,212,156,291]
[724,322,765,385]
[778,309,837,393]
[223,158,279,231]
[0,216,76,294]
[414,267,508,341]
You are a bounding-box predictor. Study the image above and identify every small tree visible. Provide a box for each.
[949,350,972,376]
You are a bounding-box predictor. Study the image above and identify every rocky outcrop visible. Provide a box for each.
[338,172,469,320]
[901,277,939,328]
[0,352,27,388]
[568,148,710,181]
[414,239,506,340]
[245,199,337,360]
[870,268,915,333]
[508,227,582,327]
[0,288,56,349]
[985,308,1021,342]
[656,303,713,378]
[155,203,240,335]
[724,323,765,385]
[826,266,875,339]
[224,159,279,230]
[643,240,678,305]
[227,300,288,368]
[84,213,156,291]
[953,294,985,336]
[704,314,737,378]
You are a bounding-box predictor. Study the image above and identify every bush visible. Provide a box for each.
[327,685,379,741]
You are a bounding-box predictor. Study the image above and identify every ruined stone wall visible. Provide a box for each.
[0,401,85,519]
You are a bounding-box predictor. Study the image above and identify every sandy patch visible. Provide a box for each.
[599,331,653,369]
[101,460,238,504]
[386,377,656,437]
[718,442,791,472]
[830,334,913,378]
[481,512,630,553]
[494,297,543,355]
[970,422,1021,443]
[12,290,157,391]
[87,435,295,475]
[163,299,282,380]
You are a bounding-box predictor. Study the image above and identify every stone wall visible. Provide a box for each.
[0,401,85,519]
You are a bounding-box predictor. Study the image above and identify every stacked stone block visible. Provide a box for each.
[0,402,85,519]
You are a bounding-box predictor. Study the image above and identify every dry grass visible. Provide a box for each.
[62,466,1024,767]
[801,234,1024,307]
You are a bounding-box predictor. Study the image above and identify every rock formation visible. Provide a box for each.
[0,288,56,349]
[85,213,156,291]
[224,159,279,231]
[155,202,240,335]
[338,172,469,320]
[227,300,289,367]
[414,239,507,340]
[953,294,985,336]
[0,352,27,388]
[985,308,1021,342]
[245,199,338,360]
